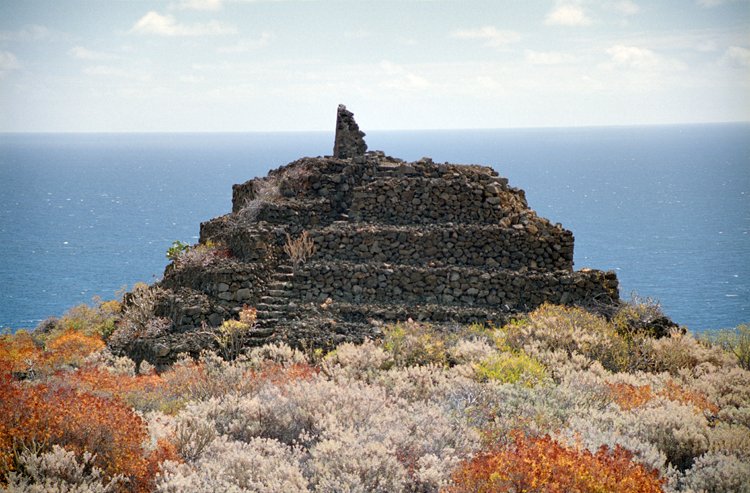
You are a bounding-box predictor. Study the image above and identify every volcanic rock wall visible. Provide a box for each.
[131,106,619,364]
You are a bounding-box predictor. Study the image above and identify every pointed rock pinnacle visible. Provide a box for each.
[333,104,367,159]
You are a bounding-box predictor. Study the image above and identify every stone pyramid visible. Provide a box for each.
[148,105,619,363]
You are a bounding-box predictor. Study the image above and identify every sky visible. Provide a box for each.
[0,0,749,132]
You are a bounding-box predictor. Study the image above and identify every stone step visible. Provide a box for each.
[273,272,295,280]
[267,289,290,297]
[277,265,294,273]
[260,295,289,305]
[268,281,292,290]
[246,327,275,339]
[256,302,289,311]
[257,310,287,320]
[256,318,280,328]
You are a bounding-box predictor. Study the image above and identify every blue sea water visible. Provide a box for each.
[1,124,748,332]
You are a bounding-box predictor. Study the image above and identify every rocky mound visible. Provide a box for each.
[118,105,619,365]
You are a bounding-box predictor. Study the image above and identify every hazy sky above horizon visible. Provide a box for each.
[1,0,749,132]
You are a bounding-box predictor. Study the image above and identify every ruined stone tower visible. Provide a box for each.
[144,106,619,364]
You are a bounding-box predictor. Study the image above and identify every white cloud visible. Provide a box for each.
[217,32,273,53]
[0,24,53,41]
[344,29,371,39]
[82,65,151,82]
[173,0,223,10]
[720,46,750,67]
[83,65,130,77]
[525,50,576,65]
[0,51,20,76]
[613,1,641,15]
[605,44,685,71]
[544,5,593,26]
[606,45,660,68]
[69,46,116,61]
[379,60,430,90]
[130,11,237,36]
[451,26,521,48]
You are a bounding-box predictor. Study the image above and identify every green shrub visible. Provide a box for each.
[473,351,547,387]
[702,324,750,370]
[382,321,448,367]
[166,240,190,261]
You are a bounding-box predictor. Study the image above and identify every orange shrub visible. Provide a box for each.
[42,328,105,369]
[608,382,654,411]
[0,374,168,492]
[0,331,41,373]
[258,362,319,386]
[661,380,719,415]
[445,434,665,493]
[65,366,178,413]
[607,381,718,415]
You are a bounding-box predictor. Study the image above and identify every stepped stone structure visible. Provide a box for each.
[137,106,619,365]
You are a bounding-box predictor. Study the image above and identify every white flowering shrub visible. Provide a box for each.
[321,339,393,382]
[4,445,123,493]
[648,330,734,375]
[307,431,407,493]
[447,338,498,365]
[503,304,633,372]
[679,451,750,493]
[245,342,308,369]
[156,435,309,493]
[14,305,747,493]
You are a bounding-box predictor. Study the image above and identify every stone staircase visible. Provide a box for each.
[255,265,296,331]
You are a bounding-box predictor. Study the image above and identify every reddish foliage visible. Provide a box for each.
[0,374,170,492]
[661,380,719,415]
[607,381,718,415]
[608,382,654,411]
[67,366,165,403]
[445,433,665,493]
[258,362,319,386]
[42,329,105,369]
[0,332,41,373]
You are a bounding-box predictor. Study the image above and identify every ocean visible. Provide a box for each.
[1,124,748,332]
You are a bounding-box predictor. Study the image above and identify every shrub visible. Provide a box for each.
[445,433,665,493]
[156,436,309,493]
[168,240,232,269]
[245,342,308,369]
[702,323,750,370]
[41,328,105,370]
[383,321,448,367]
[322,339,393,382]
[283,231,316,267]
[165,240,190,261]
[3,444,123,493]
[53,298,122,340]
[612,294,674,338]
[0,330,40,374]
[308,431,407,493]
[607,382,655,411]
[679,451,750,493]
[212,307,257,361]
[503,304,634,372]
[472,351,547,387]
[109,284,171,351]
[0,375,161,491]
[447,337,498,365]
[648,329,733,375]
[565,398,710,471]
